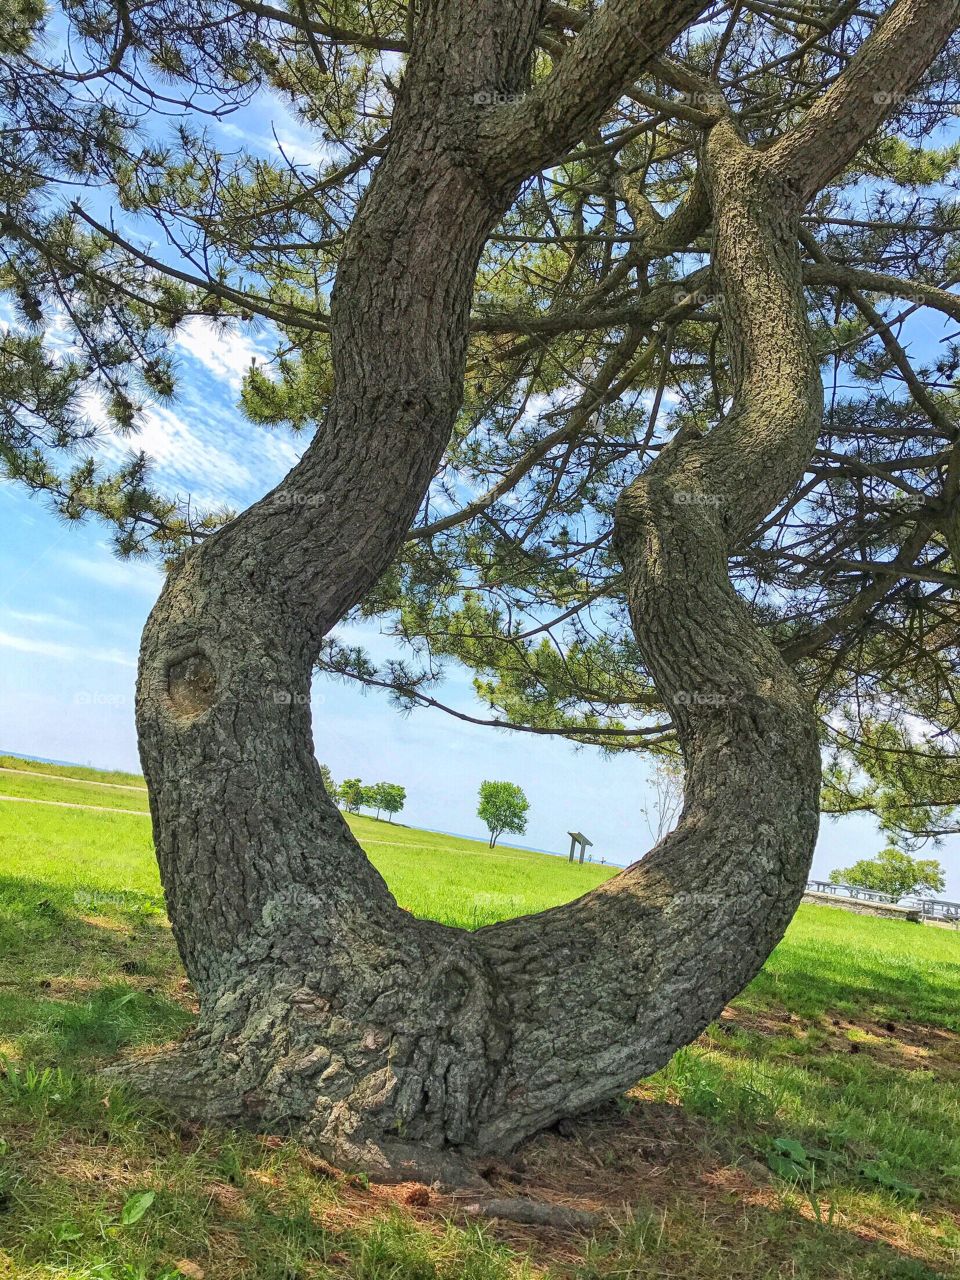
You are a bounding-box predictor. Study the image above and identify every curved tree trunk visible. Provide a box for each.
[108,0,960,1185]
[466,118,826,1153]
[113,117,822,1180]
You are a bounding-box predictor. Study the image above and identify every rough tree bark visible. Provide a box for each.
[109,0,960,1183]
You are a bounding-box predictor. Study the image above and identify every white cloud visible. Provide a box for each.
[221,91,340,170]
[0,629,136,667]
[6,609,83,630]
[522,389,568,421]
[8,292,309,524]
[121,401,257,497]
[0,631,74,659]
[60,551,164,598]
[273,131,332,169]
[84,388,304,517]
[174,317,267,391]
[92,395,302,510]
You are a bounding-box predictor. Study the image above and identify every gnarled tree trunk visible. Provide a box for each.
[109,0,960,1185]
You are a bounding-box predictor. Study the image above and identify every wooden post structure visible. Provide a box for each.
[567,831,593,864]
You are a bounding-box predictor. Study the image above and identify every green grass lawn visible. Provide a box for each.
[0,771,151,814]
[0,754,613,926]
[0,756,147,789]
[0,755,959,1280]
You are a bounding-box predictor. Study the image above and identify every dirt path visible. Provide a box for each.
[0,793,148,817]
[0,765,147,793]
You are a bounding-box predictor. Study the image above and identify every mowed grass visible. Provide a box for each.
[0,755,959,1279]
[0,771,151,814]
[0,755,146,789]
[0,754,614,926]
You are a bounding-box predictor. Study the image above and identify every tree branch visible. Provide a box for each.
[478,0,714,182]
[767,0,960,200]
[803,262,960,324]
[229,0,407,52]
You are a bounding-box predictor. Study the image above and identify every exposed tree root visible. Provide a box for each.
[462,1197,603,1231]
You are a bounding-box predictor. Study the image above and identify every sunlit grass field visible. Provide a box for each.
[0,753,614,927]
[1,754,959,1279]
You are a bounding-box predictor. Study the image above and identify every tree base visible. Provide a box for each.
[102,904,511,1189]
[104,1035,491,1189]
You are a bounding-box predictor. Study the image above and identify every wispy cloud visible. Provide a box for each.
[216,99,337,170]
[60,551,165,598]
[81,315,305,512]
[174,317,270,391]
[0,629,136,667]
[6,609,84,630]
[115,401,257,498]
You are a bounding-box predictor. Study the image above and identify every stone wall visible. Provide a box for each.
[801,890,921,922]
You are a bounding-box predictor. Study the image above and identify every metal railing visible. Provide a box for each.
[806,880,960,919]
[906,896,960,921]
[806,879,896,904]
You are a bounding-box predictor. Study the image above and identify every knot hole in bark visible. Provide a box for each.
[167,651,217,720]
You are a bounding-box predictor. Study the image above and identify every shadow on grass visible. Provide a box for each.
[0,872,165,920]
[0,1087,954,1279]
[0,873,190,1064]
[0,875,955,1276]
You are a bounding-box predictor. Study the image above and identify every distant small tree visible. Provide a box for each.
[339,778,365,815]
[361,782,407,820]
[379,784,406,823]
[319,764,338,805]
[830,847,946,901]
[640,755,684,844]
[478,781,529,849]
[363,783,384,818]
